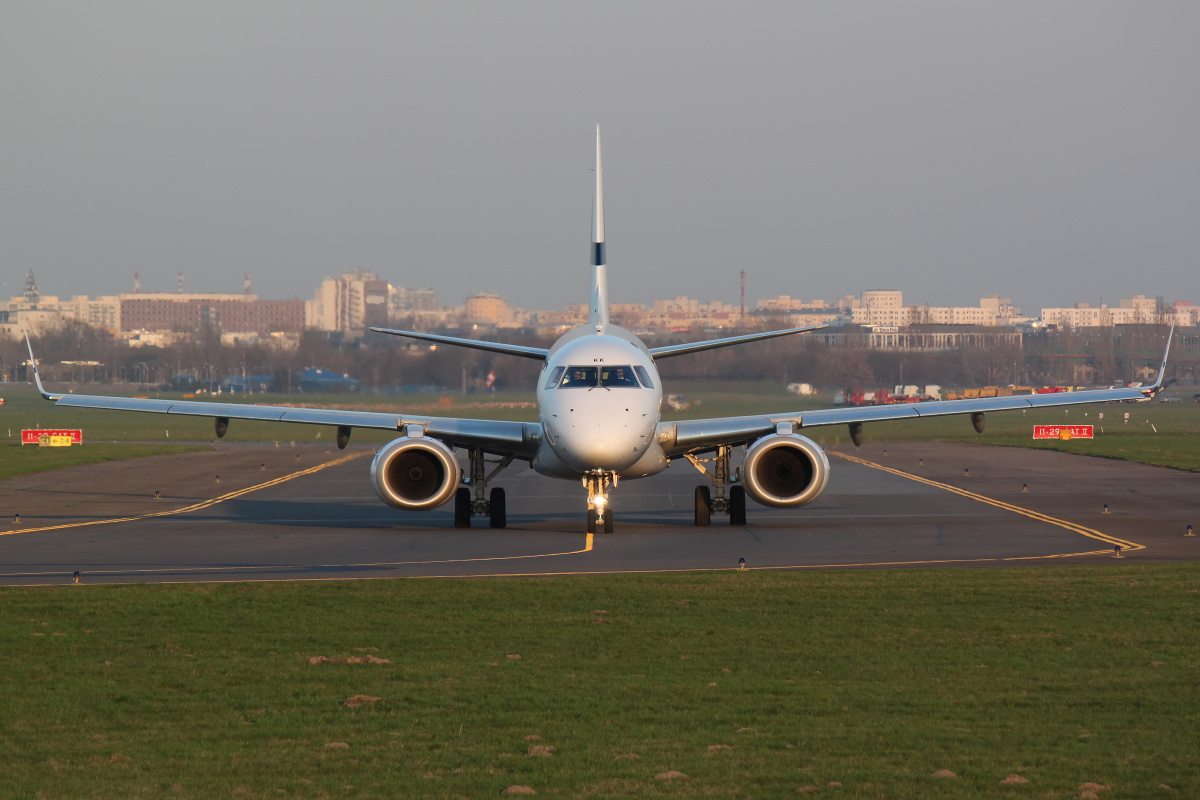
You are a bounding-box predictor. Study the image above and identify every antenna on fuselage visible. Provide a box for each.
[590,123,610,332]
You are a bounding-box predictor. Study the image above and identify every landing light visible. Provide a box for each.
[591,495,607,508]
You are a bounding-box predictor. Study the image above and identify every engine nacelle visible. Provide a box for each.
[370,436,461,510]
[741,433,830,508]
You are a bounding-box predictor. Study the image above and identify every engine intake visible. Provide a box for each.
[371,436,461,510]
[741,433,830,508]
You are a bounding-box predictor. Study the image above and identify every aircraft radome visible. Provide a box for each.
[25,126,1175,534]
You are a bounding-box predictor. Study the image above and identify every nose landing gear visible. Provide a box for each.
[454,447,514,529]
[584,470,617,534]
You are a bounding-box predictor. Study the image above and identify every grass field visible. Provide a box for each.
[3,567,1197,797]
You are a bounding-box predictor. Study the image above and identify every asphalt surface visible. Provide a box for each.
[0,441,1196,585]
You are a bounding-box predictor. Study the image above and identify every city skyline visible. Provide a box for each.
[4,264,1196,344]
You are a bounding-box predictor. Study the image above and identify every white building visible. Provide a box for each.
[1040,295,1183,327]
[306,272,390,333]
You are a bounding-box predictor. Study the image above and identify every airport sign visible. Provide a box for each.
[21,429,83,446]
[1033,425,1093,440]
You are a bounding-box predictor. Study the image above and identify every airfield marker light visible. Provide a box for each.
[296,453,301,459]
[1022,483,1028,493]
[883,449,887,457]
[72,571,80,585]
[260,463,265,470]
[154,490,160,499]
[1113,545,1123,559]
[1103,503,1109,514]
[964,468,970,477]
[738,557,746,570]
[12,513,18,524]
[215,475,221,483]
[1186,525,1194,537]
[919,458,923,466]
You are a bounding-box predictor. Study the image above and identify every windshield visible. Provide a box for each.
[557,365,643,388]
[560,367,598,388]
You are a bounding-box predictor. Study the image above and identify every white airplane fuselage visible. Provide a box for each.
[532,323,667,480]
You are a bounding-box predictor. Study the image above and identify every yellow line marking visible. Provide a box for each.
[1,452,369,537]
[829,451,1144,553]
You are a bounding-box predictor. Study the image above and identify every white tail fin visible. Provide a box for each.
[590,124,609,330]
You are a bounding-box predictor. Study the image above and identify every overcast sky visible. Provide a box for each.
[2,2,1197,316]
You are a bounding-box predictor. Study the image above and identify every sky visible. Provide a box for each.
[2,2,1198,317]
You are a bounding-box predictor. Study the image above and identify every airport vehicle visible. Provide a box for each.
[25,128,1176,533]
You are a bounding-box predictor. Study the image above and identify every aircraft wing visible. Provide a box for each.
[659,325,1175,457]
[369,327,549,360]
[658,384,1149,456]
[649,325,826,359]
[24,336,541,459]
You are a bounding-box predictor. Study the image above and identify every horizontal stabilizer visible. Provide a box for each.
[370,327,549,360]
[649,325,826,359]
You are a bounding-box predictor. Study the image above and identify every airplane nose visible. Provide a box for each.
[543,397,654,472]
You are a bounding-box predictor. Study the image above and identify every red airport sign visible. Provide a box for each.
[21,429,83,446]
[1033,425,1093,440]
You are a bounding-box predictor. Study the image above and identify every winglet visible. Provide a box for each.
[1143,323,1175,397]
[23,331,60,400]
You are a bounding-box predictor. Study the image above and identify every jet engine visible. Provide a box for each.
[370,436,461,510]
[741,433,830,508]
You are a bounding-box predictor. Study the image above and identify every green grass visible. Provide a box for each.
[3,567,1197,797]
[0,442,209,481]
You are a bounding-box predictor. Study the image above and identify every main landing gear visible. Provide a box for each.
[685,444,747,527]
[454,447,513,529]
[584,470,616,534]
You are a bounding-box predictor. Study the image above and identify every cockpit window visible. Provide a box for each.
[600,366,640,387]
[560,366,598,387]
[557,365,643,388]
[544,366,565,389]
[633,365,654,388]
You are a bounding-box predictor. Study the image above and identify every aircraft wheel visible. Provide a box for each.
[603,508,614,534]
[694,485,711,527]
[454,487,471,528]
[586,507,598,534]
[489,487,507,529]
[729,485,747,526]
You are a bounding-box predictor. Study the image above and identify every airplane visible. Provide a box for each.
[24,126,1176,534]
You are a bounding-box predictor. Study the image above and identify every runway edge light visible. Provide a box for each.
[1186,524,1194,537]
[1113,545,1123,559]
[738,557,746,570]
[72,571,81,585]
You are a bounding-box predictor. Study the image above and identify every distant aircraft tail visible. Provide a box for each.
[590,124,609,331]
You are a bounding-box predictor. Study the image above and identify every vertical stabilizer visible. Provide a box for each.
[590,124,610,330]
